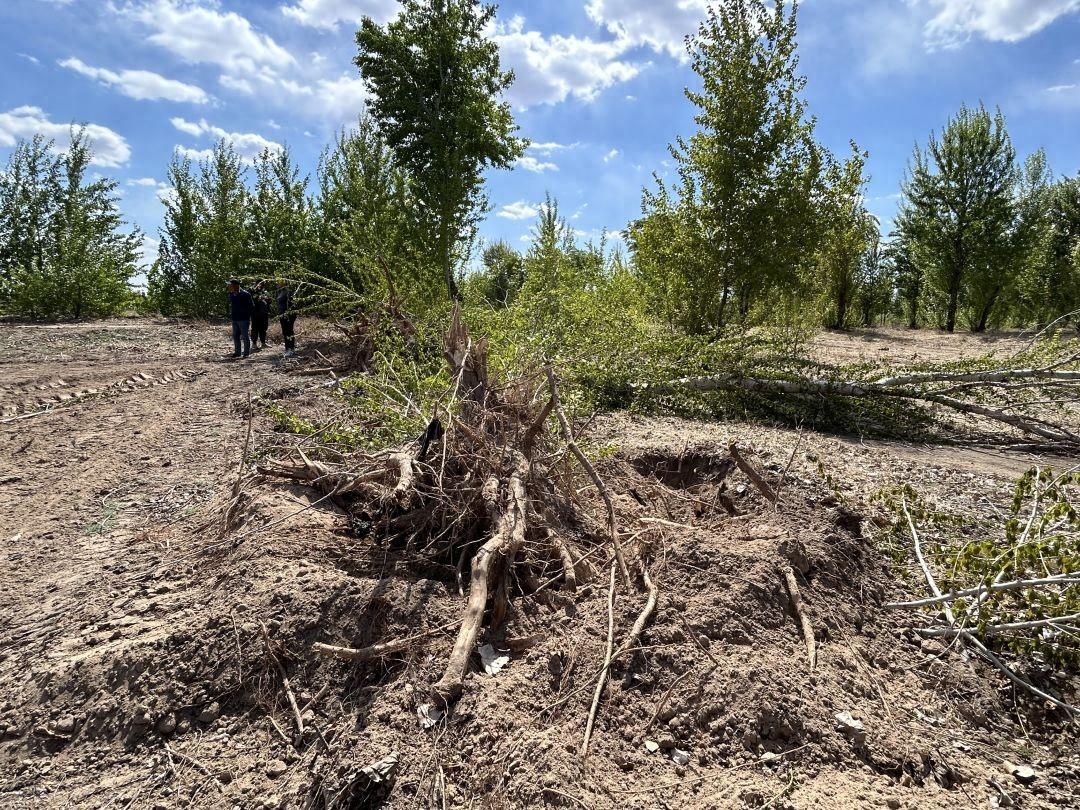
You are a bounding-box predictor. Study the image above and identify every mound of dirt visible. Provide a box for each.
[3,431,1077,809]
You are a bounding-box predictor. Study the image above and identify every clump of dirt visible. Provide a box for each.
[3,432,1077,808]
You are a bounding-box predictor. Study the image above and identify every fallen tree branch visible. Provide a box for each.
[916,612,1080,638]
[885,572,1080,609]
[900,498,1078,715]
[656,369,1080,447]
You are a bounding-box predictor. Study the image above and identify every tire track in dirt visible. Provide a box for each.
[0,323,284,763]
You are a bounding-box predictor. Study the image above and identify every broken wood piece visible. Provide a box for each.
[780,565,816,671]
[550,529,578,591]
[388,452,415,506]
[729,442,778,502]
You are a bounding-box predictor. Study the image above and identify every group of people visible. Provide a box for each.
[226,279,298,359]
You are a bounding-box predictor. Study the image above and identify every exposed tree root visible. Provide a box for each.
[431,454,529,707]
[258,308,645,710]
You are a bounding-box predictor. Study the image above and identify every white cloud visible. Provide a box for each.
[602,148,619,162]
[497,200,539,220]
[115,0,295,88]
[528,141,579,156]
[19,53,41,65]
[127,177,159,186]
[175,146,215,163]
[59,57,209,104]
[585,0,707,59]
[281,0,397,29]
[1047,83,1079,92]
[0,106,131,167]
[924,0,1080,48]
[515,155,558,173]
[170,117,282,162]
[493,16,641,108]
[313,74,370,117]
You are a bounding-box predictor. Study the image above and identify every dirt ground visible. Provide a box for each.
[0,320,1077,810]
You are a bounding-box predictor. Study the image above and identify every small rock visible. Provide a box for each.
[197,702,220,724]
[266,759,288,779]
[644,740,659,753]
[131,707,152,727]
[156,714,176,735]
[834,711,866,746]
[671,748,691,766]
[657,734,676,750]
[886,799,901,809]
[52,715,76,735]
[1007,763,1037,785]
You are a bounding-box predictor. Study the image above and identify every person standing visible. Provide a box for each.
[251,285,271,351]
[276,280,297,357]
[227,279,254,359]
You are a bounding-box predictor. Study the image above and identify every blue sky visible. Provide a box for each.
[2,0,1080,277]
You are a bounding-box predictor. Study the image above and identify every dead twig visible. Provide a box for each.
[546,363,632,588]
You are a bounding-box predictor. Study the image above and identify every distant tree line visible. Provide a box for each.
[620,0,1080,334]
[0,130,140,319]
[3,0,1078,335]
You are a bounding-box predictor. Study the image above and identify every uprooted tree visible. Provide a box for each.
[260,307,641,709]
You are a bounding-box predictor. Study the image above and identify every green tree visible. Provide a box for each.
[311,116,427,309]
[0,130,138,319]
[194,141,249,316]
[901,104,1018,332]
[355,0,526,301]
[49,130,140,318]
[889,221,923,328]
[816,147,875,330]
[1014,168,1079,326]
[631,0,825,332]
[249,145,311,279]
[0,135,61,314]
[474,240,524,306]
[856,226,889,327]
[149,153,200,316]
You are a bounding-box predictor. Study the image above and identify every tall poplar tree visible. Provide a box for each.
[355,0,525,300]
[630,0,827,331]
[900,105,1018,332]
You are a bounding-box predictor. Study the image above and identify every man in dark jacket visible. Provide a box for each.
[251,284,271,350]
[227,279,254,358]
[276,280,297,356]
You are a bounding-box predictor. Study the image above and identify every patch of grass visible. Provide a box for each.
[85,500,121,536]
